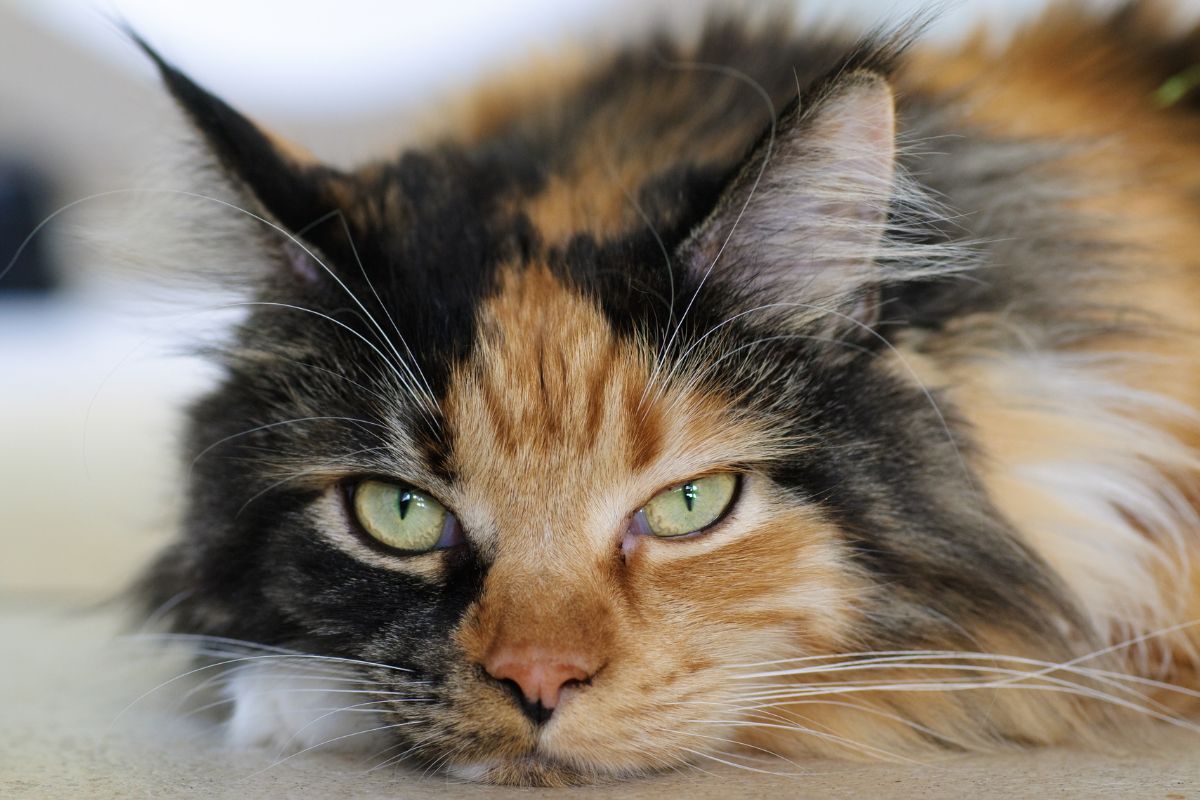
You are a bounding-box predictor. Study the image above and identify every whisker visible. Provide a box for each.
[3,188,144,283]
[678,694,923,761]
[420,740,467,780]
[363,729,443,774]
[185,191,437,423]
[273,697,411,757]
[176,698,407,747]
[238,721,424,781]
[669,696,967,749]
[233,443,392,516]
[109,647,418,728]
[676,745,809,777]
[733,664,1157,704]
[139,590,194,632]
[640,54,777,411]
[178,664,385,708]
[724,681,1200,735]
[688,717,920,763]
[730,621,1200,706]
[189,416,390,473]
[182,694,398,722]
[123,635,424,681]
[220,300,431,419]
[686,331,875,389]
[184,653,399,683]
[671,728,804,769]
[332,209,441,427]
[729,620,1200,671]
[599,144,675,322]
[649,298,972,483]
[188,663,382,688]
[5,185,446,442]
[251,354,398,409]
[763,697,966,747]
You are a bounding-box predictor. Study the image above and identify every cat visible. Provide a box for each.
[132,1,1200,786]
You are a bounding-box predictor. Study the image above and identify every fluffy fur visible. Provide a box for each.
[134,2,1200,785]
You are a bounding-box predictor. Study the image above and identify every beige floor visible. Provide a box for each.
[2,594,1198,800]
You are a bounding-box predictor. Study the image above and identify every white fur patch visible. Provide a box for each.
[445,763,492,782]
[957,351,1200,669]
[224,663,394,755]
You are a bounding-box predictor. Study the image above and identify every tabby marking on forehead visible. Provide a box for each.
[442,261,779,556]
[454,261,650,465]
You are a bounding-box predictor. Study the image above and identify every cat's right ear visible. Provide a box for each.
[132,32,347,282]
[678,71,898,334]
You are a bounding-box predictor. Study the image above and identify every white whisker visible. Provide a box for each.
[690,717,920,763]
[671,727,804,769]
[725,681,1200,734]
[238,721,424,781]
[110,646,419,729]
[220,300,432,422]
[676,745,809,777]
[233,443,392,516]
[189,416,390,473]
[640,54,777,411]
[332,209,442,426]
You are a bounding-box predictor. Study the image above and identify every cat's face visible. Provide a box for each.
[176,215,866,783]
[341,261,860,781]
[138,29,1074,785]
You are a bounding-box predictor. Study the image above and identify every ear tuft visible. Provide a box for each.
[129,30,349,279]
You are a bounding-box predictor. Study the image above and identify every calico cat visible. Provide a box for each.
[134,1,1200,786]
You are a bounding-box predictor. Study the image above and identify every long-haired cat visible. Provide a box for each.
[132,1,1200,786]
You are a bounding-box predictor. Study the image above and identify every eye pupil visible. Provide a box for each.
[398,490,413,519]
[682,482,697,512]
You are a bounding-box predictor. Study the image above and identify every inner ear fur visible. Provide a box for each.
[679,71,897,330]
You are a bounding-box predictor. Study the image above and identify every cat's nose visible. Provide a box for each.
[483,647,597,724]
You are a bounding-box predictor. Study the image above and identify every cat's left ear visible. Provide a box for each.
[133,33,348,281]
[680,71,896,329]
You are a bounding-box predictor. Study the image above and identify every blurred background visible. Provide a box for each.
[0,0,1095,601]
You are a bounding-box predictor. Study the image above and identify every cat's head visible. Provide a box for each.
[136,26,1076,785]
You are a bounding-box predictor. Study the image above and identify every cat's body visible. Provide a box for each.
[137,2,1200,785]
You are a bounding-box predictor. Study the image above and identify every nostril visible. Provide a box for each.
[498,678,554,725]
[497,677,525,706]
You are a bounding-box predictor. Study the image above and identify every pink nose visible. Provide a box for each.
[484,647,595,711]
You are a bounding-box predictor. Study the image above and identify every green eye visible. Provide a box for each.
[641,473,739,538]
[352,480,457,552]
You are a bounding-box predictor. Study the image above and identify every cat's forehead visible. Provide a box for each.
[440,261,768,550]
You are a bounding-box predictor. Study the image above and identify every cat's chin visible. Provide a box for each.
[446,757,609,788]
